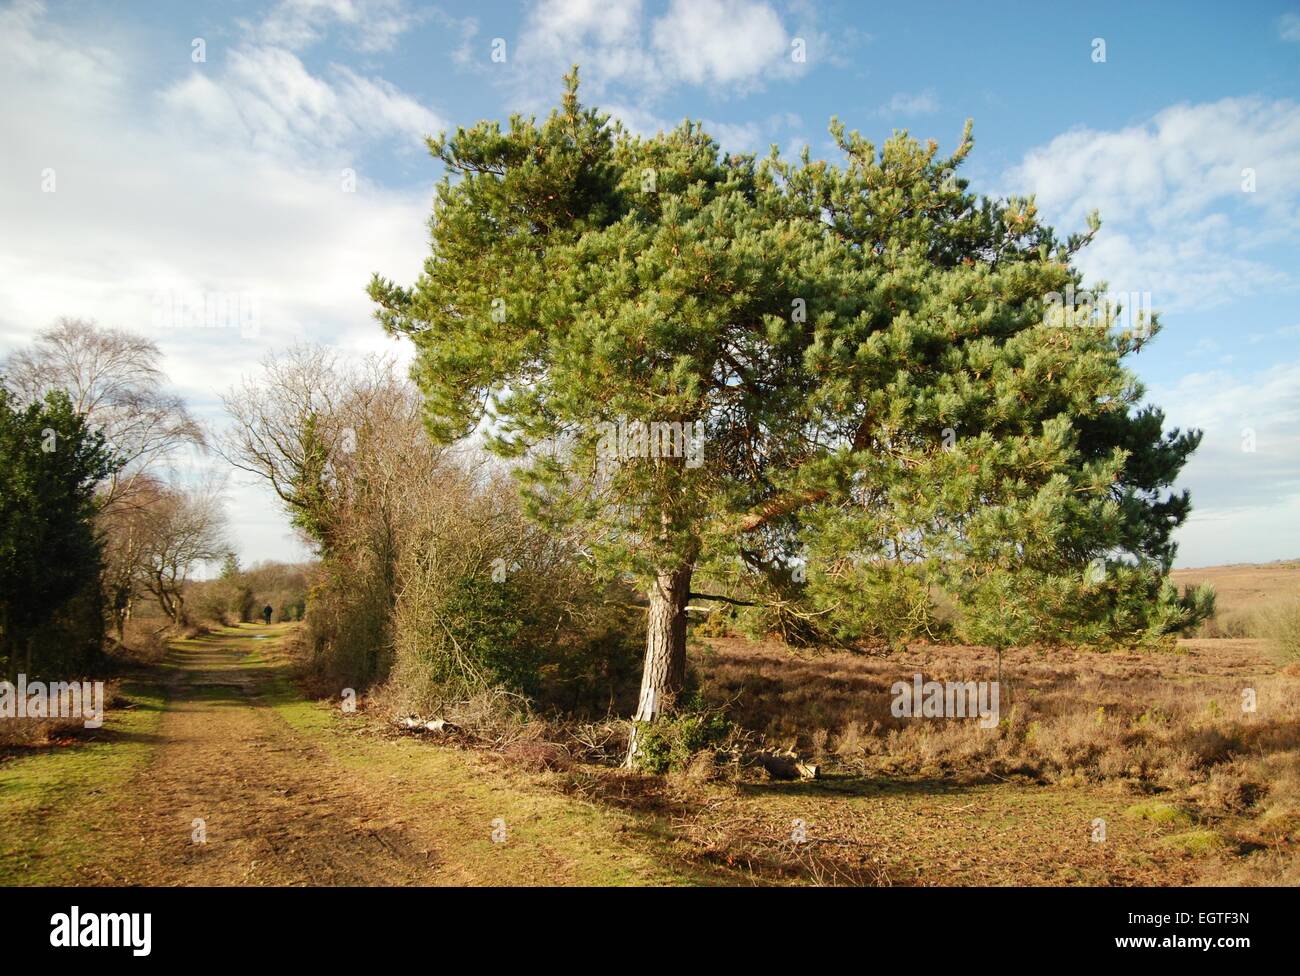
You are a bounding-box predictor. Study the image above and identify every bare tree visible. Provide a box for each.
[137,483,231,626]
[99,475,163,640]
[221,345,453,681]
[219,345,425,551]
[2,318,205,509]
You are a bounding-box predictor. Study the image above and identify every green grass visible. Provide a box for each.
[249,621,715,884]
[1160,829,1230,855]
[273,695,712,886]
[0,681,165,885]
[1123,801,1194,827]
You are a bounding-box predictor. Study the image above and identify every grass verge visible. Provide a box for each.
[272,691,717,886]
[0,680,165,885]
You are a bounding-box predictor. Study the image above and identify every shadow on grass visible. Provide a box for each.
[0,724,170,764]
[734,772,1007,800]
[543,764,934,886]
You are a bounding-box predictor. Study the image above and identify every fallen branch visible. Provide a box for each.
[395,715,462,736]
[754,749,820,781]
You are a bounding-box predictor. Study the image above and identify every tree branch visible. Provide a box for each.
[688,592,757,607]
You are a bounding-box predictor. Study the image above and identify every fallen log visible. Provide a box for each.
[756,750,820,780]
[395,716,461,735]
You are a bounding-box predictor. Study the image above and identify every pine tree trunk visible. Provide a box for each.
[625,564,692,766]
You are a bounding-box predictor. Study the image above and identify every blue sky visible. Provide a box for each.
[2,0,1298,568]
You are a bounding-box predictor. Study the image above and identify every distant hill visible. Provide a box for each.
[1171,561,1300,633]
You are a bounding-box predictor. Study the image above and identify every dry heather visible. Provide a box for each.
[0,715,94,752]
[1174,561,1300,656]
[346,559,1300,885]
[694,635,1300,843]
[366,631,1298,885]
[1170,560,1299,616]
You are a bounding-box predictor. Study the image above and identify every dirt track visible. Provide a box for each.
[86,626,444,886]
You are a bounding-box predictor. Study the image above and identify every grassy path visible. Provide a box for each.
[0,624,699,886]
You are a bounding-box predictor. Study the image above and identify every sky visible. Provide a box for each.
[1,0,1298,569]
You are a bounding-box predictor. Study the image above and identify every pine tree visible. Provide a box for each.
[370,69,1202,760]
[0,387,117,677]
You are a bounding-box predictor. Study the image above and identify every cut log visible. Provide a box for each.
[757,751,820,780]
[796,761,820,780]
[396,716,460,735]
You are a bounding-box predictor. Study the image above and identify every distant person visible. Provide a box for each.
[262,604,273,625]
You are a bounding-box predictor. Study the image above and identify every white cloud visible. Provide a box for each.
[1006,97,1300,310]
[443,12,481,65]
[511,0,659,99]
[1011,98,1300,227]
[651,0,792,87]
[1009,98,1300,565]
[509,0,806,108]
[162,46,443,157]
[1150,360,1300,565]
[252,0,426,53]
[0,2,434,564]
[1279,12,1300,42]
[705,119,766,153]
[879,90,939,116]
[0,0,121,105]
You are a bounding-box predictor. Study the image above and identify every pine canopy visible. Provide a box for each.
[371,69,1204,653]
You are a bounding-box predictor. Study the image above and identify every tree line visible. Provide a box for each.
[0,319,227,678]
